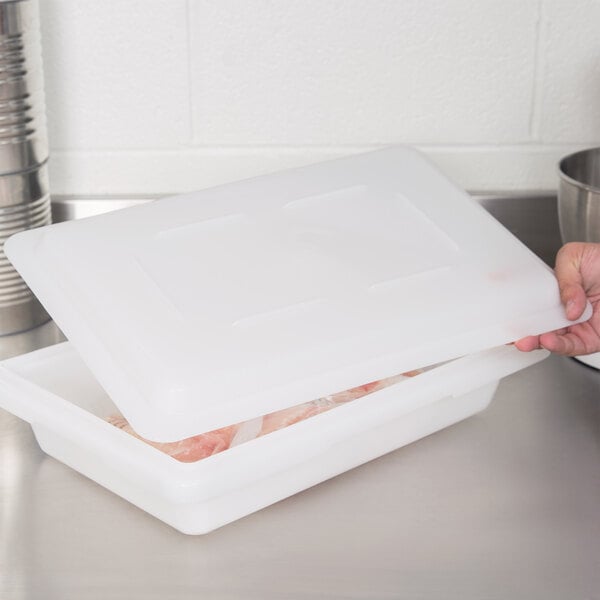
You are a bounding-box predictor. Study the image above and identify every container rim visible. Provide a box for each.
[558,147,600,194]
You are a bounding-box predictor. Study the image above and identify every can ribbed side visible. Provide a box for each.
[0,0,47,175]
[0,190,50,306]
[0,1,51,333]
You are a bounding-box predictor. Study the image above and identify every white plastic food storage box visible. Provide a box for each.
[0,147,589,534]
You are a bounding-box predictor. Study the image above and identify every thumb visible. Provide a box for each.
[554,243,588,321]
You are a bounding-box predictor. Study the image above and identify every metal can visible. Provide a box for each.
[0,0,50,335]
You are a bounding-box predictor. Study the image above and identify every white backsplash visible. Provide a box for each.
[39,0,600,195]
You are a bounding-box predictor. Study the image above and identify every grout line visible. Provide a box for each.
[48,143,591,155]
[185,0,196,146]
[529,0,545,141]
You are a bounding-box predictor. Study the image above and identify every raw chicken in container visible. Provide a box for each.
[107,369,423,463]
[107,416,237,463]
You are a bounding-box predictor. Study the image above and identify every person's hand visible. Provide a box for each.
[515,242,600,356]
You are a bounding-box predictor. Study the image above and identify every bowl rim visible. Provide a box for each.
[558,147,600,194]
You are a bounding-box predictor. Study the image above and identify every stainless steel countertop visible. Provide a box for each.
[1,195,599,600]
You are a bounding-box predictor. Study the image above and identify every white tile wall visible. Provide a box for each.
[537,0,600,143]
[37,0,600,195]
[189,0,537,145]
[39,0,190,150]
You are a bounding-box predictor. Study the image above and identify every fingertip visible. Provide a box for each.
[514,336,539,352]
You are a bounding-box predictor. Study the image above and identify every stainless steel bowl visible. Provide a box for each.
[558,147,600,243]
[557,148,600,369]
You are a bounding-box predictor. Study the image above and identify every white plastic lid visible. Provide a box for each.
[5,147,590,441]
